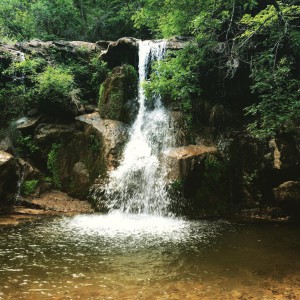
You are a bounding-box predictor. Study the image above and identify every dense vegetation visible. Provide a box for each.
[0,0,299,138]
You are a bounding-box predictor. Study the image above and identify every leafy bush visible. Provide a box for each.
[22,180,38,196]
[245,56,300,139]
[47,143,62,189]
[36,66,80,114]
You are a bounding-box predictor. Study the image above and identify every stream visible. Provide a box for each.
[0,214,300,299]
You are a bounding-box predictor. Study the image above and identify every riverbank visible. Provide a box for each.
[0,190,94,226]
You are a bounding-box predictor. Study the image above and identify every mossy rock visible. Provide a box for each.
[98,64,138,124]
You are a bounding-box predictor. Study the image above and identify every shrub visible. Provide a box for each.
[36,66,80,115]
[21,180,38,196]
[47,143,62,189]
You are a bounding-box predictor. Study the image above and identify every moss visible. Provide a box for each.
[47,143,62,189]
[21,180,38,196]
[98,64,138,122]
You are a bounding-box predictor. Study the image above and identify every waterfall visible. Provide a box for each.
[102,40,175,216]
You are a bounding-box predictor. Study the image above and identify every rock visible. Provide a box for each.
[162,145,218,181]
[70,162,90,197]
[15,40,99,57]
[16,115,42,133]
[0,137,13,152]
[98,64,138,123]
[76,112,129,171]
[273,181,300,216]
[269,134,300,169]
[166,37,190,50]
[100,37,139,68]
[25,191,94,213]
[169,111,191,146]
[0,151,19,207]
[35,124,75,145]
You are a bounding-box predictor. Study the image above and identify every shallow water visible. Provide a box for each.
[0,213,300,299]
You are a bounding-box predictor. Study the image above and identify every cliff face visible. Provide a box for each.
[0,38,299,219]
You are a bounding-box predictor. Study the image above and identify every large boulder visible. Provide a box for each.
[0,151,18,208]
[76,112,129,171]
[98,64,138,124]
[33,122,104,198]
[162,145,218,181]
[100,37,139,68]
[273,181,300,217]
[269,134,300,170]
[162,145,230,216]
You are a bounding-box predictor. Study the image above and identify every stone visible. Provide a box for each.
[0,151,18,207]
[35,124,75,145]
[16,115,42,132]
[273,181,300,215]
[269,134,300,169]
[76,112,129,170]
[15,40,99,57]
[98,64,138,124]
[162,145,218,181]
[169,111,191,146]
[100,37,139,68]
[0,137,13,152]
[70,162,90,197]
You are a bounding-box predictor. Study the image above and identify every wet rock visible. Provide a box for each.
[98,64,138,124]
[16,115,42,134]
[76,112,129,171]
[162,145,218,181]
[24,191,94,213]
[100,37,139,68]
[0,137,13,152]
[269,134,300,169]
[70,162,90,197]
[169,111,191,146]
[273,181,300,217]
[35,124,75,146]
[0,151,18,207]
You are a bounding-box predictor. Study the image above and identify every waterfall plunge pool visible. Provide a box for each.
[0,213,300,299]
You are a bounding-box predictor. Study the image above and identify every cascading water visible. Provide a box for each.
[101,40,175,216]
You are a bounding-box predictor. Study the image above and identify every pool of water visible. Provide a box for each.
[0,213,300,299]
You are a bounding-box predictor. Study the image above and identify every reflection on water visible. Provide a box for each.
[0,214,300,299]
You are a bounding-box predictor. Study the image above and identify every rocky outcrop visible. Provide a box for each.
[76,112,129,171]
[16,40,99,57]
[273,181,300,216]
[98,64,138,124]
[100,37,188,68]
[269,134,300,170]
[162,145,218,181]
[0,151,18,207]
[100,37,139,68]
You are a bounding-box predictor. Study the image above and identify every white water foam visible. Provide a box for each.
[101,40,175,216]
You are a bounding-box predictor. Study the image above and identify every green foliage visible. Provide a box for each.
[98,64,138,120]
[0,57,45,126]
[245,56,300,139]
[36,66,80,113]
[202,155,227,186]
[21,180,38,196]
[89,134,101,153]
[8,126,39,157]
[47,143,62,189]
